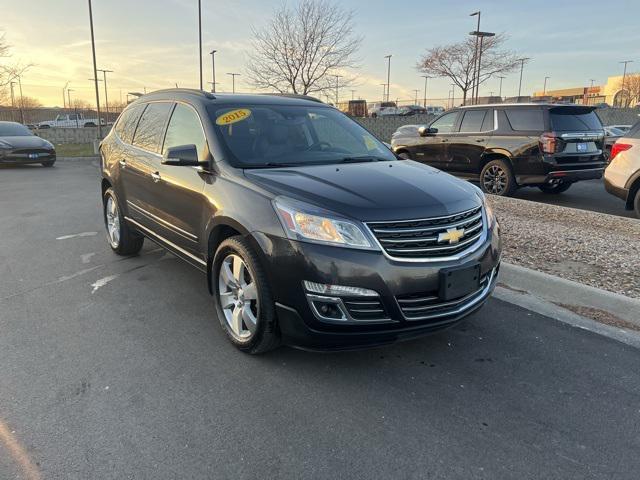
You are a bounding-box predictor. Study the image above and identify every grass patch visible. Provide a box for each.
[55,143,96,157]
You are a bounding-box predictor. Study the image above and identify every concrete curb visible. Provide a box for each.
[498,262,640,326]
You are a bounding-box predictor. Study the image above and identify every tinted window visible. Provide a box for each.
[0,122,32,136]
[505,108,544,131]
[549,108,602,131]
[209,104,395,168]
[430,112,458,133]
[132,102,173,153]
[163,104,208,161]
[115,104,145,144]
[459,110,487,133]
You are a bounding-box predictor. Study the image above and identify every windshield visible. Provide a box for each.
[209,104,395,167]
[0,122,33,137]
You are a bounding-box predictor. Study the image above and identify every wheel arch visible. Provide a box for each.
[626,173,640,210]
[479,150,514,173]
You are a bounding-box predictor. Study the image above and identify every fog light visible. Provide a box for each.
[312,300,345,320]
[303,281,378,297]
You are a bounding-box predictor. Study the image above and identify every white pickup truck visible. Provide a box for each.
[37,113,105,129]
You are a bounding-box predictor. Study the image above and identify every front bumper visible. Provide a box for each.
[0,151,56,165]
[252,222,501,350]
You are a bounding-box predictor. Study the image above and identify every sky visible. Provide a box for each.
[0,0,638,107]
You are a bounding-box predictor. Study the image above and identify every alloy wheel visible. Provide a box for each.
[218,254,258,340]
[482,165,508,195]
[105,196,120,248]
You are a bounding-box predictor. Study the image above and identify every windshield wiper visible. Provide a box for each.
[339,156,390,163]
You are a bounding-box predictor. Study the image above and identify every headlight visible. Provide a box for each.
[273,197,377,249]
[471,185,496,226]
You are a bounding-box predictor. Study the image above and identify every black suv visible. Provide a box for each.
[391,103,606,196]
[100,89,501,353]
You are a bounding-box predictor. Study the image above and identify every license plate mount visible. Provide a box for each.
[439,264,481,301]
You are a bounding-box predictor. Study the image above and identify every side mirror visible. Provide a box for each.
[418,126,438,137]
[162,144,200,166]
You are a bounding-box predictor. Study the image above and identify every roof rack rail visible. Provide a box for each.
[258,93,324,103]
[144,88,216,99]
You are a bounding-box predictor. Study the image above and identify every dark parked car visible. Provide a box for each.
[0,121,56,167]
[391,103,607,196]
[100,89,501,353]
[398,105,427,116]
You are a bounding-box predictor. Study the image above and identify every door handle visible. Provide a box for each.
[476,139,485,143]
[119,159,126,168]
[441,138,449,143]
[151,172,161,183]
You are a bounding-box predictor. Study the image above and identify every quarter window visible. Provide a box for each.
[459,110,488,133]
[504,108,544,131]
[114,104,145,144]
[163,104,208,160]
[430,112,458,134]
[132,102,173,153]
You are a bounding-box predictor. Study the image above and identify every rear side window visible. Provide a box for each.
[132,102,173,153]
[459,109,488,133]
[115,105,144,144]
[505,108,544,131]
[627,121,640,139]
[549,108,602,131]
[162,104,208,161]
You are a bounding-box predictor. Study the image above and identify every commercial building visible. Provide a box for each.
[532,74,638,107]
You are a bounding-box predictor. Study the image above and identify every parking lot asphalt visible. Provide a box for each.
[512,178,635,218]
[1,160,640,480]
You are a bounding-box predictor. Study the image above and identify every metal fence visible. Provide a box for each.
[0,106,122,127]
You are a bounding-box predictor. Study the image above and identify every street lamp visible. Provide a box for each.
[384,55,392,102]
[16,75,25,124]
[62,81,70,109]
[543,76,550,95]
[413,89,420,105]
[517,57,530,99]
[619,60,633,107]
[350,90,356,100]
[421,75,430,108]
[87,0,102,137]
[210,50,217,93]
[469,30,495,105]
[497,75,505,99]
[380,84,386,102]
[97,69,113,123]
[198,0,203,90]
[227,73,241,93]
[451,83,456,107]
[469,11,481,104]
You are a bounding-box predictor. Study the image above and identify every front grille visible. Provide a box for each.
[367,206,484,260]
[342,298,388,321]
[396,269,496,321]
[12,148,51,155]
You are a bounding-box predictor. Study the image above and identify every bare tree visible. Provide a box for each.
[417,34,523,104]
[0,32,32,105]
[246,0,361,96]
[617,73,640,107]
[17,95,42,109]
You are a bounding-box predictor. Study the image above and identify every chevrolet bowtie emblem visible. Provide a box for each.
[438,227,465,244]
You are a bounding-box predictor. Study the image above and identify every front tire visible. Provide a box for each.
[480,159,517,196]
[538,182,572,194]
[634,189,640,219]
[102,188,144,255]
[212,236,280,354]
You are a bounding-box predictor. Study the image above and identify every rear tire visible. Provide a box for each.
[212,236,280,354]
[538,183,572,194]
[634,189,640,219]
[41,160,55,167]
[480,159,517,196]
[102,188,144,256]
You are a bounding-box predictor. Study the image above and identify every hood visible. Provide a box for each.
[244,160,481,222]
[0,135,53,150]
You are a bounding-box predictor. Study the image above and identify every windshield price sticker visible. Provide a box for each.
[216,109,252,126]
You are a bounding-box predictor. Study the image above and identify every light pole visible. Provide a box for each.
[97,69,113,123]
[10,81,16,108]
[517,57,530,99]
[497,75,505,99]
[421,75,430,108]
[380,84,386,102]
[350,90,356,100]
[619,60,633,107]
[469,11,481,104]
[62,81,70,109]
[67,88,79,127]
[451,83,456,107]
[227,73,240,93]
[413,89,420,105]
[198,0,203,90]
[543,76,550,95]
[210,50,217,93]
[334,74,343,105]
[384,55,392,102]
[87,0,102,137]
[17,75,25,124]
[469,31,495,105]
